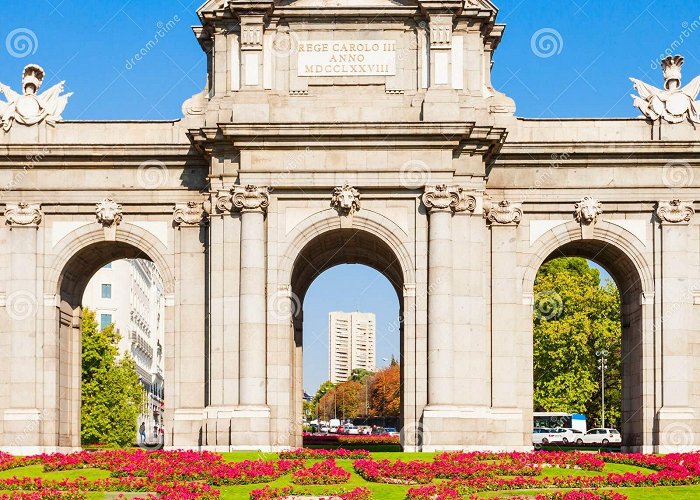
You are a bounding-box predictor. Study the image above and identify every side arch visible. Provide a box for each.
[47,222,175,304]
[523,220,654,297]
[522,219,655,450]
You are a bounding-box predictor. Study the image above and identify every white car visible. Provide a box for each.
[532,428,564,445]
[580,428,622,446]
[319,423,330,433]
[343,424,360,435]
[550,427,584,445]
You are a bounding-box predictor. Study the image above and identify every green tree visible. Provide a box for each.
[349,368,373,382]
[81,308,143,447]
[533,258,622,429]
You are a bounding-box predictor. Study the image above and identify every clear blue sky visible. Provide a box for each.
[1,0,692,392]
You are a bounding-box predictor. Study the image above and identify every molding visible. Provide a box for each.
[5,202,43,227]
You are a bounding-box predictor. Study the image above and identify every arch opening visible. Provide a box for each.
[56,241,167,449]
[534,239,645,449]
[290,229,406,447]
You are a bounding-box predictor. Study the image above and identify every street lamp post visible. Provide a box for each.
[596,350,609,429]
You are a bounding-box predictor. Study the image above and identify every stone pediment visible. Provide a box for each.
[197,0,498,15]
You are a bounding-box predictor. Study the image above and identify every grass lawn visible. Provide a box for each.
[3,451,700,499]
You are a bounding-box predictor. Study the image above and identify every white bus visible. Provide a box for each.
[534,412,587,433]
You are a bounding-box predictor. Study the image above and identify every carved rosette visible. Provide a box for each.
[231,185,270,213]
[422,185,476,214]
[574,197,603,225]
[331,184,361,216]
[486,200,523,225]
[96,199,123,241]
[5,202,43,227]
[174,201,207,226]
[657,199,695,224]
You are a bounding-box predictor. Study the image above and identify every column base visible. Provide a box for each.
[420,406,531,452]
[655,407,699,453]
[200,405,272,451]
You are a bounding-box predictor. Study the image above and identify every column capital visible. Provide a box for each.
[656,199,695,225]
[4,202,43,228]
[231,185,270,213]
[174,201,208,227]
[485,200,523,225]
[422,185,476,214]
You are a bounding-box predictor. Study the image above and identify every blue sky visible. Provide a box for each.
[1,0,692,392]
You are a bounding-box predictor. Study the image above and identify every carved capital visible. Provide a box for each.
[574,197,603,225]
[5,202,43,227]
[231,185,269,213]
[215,190,233,213]
[331,184,361,216]
[657,199,695,224]
[240,16,265,50]
[486,200,523,225]
[174,201,207,226]
[422,185,476,214]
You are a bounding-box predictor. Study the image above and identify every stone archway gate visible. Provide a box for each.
[0,0,698,454]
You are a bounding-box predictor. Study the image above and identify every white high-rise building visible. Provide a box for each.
[328,312,376,384]
[82,259,165,441]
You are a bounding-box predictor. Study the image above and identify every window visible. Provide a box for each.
[101,284,112,299]
[100,314,112,331]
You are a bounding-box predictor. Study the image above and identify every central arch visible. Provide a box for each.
[282,215,416,448]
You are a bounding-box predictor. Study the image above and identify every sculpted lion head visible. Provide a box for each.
[575,196,603,224]
[331,184,361,215]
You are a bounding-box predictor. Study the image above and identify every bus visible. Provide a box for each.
[534,412,587,433]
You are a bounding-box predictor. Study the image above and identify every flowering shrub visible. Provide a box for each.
[250,485,371,500]
[292,459,351,485]
[353,458,433,484]
[278,448,370,460]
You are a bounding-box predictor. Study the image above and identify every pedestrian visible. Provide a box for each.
[139,422,146,444]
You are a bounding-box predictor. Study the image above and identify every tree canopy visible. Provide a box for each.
[533,257,622,429]
[81,308,143,447]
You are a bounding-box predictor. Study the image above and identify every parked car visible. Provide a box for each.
[550,427,584,445]
[532,427,564,445]
[319,423,330,433]
[580,428,622,446]
[384,427,400,437]
[372,427,387,435]
[343,424,360,435]
[359,426,372,435]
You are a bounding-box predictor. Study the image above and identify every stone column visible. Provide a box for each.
[422,186,475,406]
[655,199,695,449]
[232,186,269,407]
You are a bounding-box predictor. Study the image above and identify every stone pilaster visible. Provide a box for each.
[655,200,696,451]
[169,202,207,449]
[2,203,43,452]
[422,185,475,406]
[486,201,526,409]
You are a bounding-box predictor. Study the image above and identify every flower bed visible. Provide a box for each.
[303,433,400,446]
[291,459,351,485]
[353,458,434,484]
[250,485,371,500]
[279,448,370,460]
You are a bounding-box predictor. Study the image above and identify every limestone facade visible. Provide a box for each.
[0,0,699,454]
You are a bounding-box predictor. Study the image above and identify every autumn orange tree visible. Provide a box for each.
[369,363,400,417]
[318,381,363,420]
